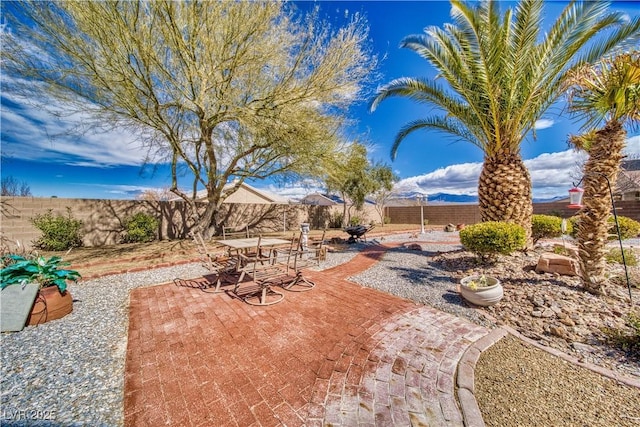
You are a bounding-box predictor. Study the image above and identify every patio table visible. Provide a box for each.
[218,237,290,251]
[219,236,292,306]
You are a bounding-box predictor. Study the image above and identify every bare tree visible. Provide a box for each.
[1,176,32,197]
[1,1,376,235]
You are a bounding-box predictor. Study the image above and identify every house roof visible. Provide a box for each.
[173,182,289,204]
[300,193,338,206]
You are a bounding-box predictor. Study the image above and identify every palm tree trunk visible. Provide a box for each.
[577,121,625,295]
[478,151,533,244]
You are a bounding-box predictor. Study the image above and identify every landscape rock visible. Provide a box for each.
[535,252,580,276]
[444,223,456,232]
[405,243,422,251]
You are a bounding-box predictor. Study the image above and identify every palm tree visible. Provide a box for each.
[567,52,640,295]
[371,0,640,243]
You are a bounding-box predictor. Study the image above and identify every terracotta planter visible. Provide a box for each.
[459,276,503,306]
[27,286,73,325]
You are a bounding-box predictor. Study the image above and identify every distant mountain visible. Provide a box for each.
[427,193,478,204]
[532,195,567,203]
[388,192,568,205]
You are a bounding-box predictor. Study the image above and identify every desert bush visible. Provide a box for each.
[459,221,526,261]
[605,247,638,266]
[531,214,572,244]
[568,215,640,240]
[328,212,343,229]
[602,311,640,353]
[31,208,83,251]
[122,212,159,243]
[609,216,640,240]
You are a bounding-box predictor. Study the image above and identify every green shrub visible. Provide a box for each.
[383,216,391,225]
[531,214,572,244]
[459,221,526,261]
[568,215,640,240]
[609,216,640,240]
[349,216,361,226]
[122,212,159,243]
[31,208,83,251]
[605,247,638,266]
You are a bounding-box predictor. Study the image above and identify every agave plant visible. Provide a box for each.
[0,255,81,293]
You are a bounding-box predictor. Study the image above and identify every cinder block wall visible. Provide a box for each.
[0,197,377,249]
[3,197,638,249]
[389,200,640,226]
[0,196,202,249]
[388,205,481,226]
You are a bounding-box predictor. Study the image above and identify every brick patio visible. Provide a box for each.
[123,244,489,426]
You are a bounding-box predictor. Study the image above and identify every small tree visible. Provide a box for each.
[2,1,377,236]
[369,162,398,226]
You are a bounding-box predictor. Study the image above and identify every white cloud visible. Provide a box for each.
[624,134,640,156]
[534,118,554,130]
[1,92,149,167]
[392,148,590,199]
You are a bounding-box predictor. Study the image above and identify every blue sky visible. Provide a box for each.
[1,1,640,201]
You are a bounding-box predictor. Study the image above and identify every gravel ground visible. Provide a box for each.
[2,231,637,426]
[0,263,209,427]
[476,335,640,427]
[346,241,493,327]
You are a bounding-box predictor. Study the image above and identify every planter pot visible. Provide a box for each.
[459,276,503,306]
[27,286,73,325]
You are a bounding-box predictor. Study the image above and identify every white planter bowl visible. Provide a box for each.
[459,276,503,306]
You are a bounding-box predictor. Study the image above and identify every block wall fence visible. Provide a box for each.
[2,196,639,249]
[0,196,378,249]
[387,200,640,226]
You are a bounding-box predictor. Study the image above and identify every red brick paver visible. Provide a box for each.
[124,244,488,426]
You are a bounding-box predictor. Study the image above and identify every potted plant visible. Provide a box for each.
[459,274,503,306]
[1,255,80,325]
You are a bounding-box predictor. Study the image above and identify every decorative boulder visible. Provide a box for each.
[536,253,580,276]
[405,243,422,251]
[444,223,456,232]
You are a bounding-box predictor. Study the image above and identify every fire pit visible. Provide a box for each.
[343,224,374,243]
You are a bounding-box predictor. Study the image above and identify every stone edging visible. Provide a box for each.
[456,328,508,427]
[456,322,640,427]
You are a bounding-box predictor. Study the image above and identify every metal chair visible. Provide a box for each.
[231,236,288,306]
[189,230,239,293]
[280,229,326,292]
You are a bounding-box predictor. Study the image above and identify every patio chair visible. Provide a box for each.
[279,229,326,292]
[222,225,250,240]
[189,230,239,293]
[231,236,289,306]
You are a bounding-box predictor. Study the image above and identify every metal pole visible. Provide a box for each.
[603,175,633,306]
[420,196,425,234]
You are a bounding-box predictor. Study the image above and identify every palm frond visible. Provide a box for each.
[390,116,484,160]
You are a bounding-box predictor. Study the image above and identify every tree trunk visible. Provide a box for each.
[478,151,533,245]
[577,121,625,295]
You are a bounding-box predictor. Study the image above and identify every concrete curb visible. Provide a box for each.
[456,328,508,427]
